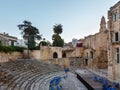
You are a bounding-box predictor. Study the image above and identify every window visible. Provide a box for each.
[115,32,119,41]
[113,13,119,21]
[62,53,66,58]
[86,53,88,58]
[90,51,93,59]
[85,59,88,66]
[11,41,14,46]
[116,48,119,64]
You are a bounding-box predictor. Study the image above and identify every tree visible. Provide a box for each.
[39,38,48,46]
[39,38,51,46]
[0,40,2,46]
[46,41,51,46]
[18,20,41,50]
[52,36,64,47]
[52,24,64,47]
[53,24,63,35]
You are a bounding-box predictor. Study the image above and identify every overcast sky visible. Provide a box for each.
[0,0,119,43]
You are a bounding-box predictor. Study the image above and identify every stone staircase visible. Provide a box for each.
[0,59,64,90]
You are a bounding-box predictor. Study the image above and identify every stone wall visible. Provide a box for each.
[63,47,84,58]
[83,16,108,70]
[23,47,71,68]
[115,64,120,81]
[23,46,84,68]
[69,57,84,68]
[23,48,84,68]
[0,52,23,63]
[40,46,51,60]
[70,47,84,58]
[40,57,84,68]
[23,50,41,60]
[41,58,70,68]
[30,50,41,60]
[107,1,120,81]
[40,46,62,61]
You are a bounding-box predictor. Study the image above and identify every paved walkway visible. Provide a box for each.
[59,72,88,90]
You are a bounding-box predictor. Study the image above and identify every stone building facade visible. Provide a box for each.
[107,1,120,81]
[39,46,84,68]
[40,46,62,61]
[26,17,109,69]
[24,46,84,68]
[83,16,108,70]
[0,32,17,46]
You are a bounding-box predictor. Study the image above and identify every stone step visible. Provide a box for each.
[32,72,64,90]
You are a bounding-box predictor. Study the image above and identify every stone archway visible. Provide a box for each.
[53,52,58,58]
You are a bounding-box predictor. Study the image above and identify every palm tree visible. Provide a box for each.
[52,24,64,47]
[53,24,63,35]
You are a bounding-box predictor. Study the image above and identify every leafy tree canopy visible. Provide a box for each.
[18,20,41,50]
[53,24,63,35]
[52,24,64,47]
[39,38,51,46]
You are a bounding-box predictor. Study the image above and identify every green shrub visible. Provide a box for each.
[0,45,4,52]
[13,46,25,53]
[0,41,2,46]
[0,46,15,53]
[0,45,25,53]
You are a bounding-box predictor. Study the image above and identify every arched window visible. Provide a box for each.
[53,52,58,58]
[62,53,66,58]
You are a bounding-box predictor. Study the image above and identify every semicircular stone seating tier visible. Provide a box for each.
[0,59,64,90]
